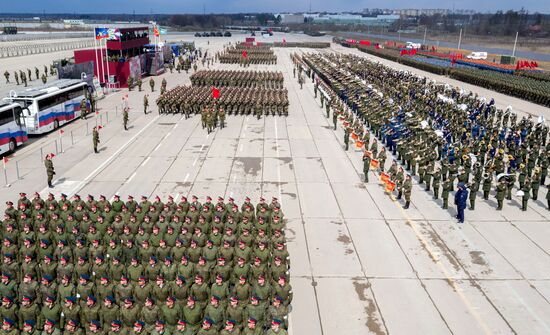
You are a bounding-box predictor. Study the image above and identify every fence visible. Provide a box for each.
[2,102,124,187]
[0,40,95,58]
[0,32,93,42]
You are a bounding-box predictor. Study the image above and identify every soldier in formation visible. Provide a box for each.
[44,154,55,188]
[300,51,550,213]
[0,194,291,334]
[92,127,100,154]
[156,86,288,118]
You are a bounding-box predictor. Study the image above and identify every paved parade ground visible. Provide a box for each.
[2,33,550,334]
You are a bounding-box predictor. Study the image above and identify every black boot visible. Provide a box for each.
[403,201,410,209]
[397,191,402,200]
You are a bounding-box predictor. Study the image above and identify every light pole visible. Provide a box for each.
[512,31,519,57]
[457,28,462,50]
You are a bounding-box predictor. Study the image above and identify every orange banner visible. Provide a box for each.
[380,172,390,183]
[385,180,396,192]
[370,159,379,169]
[351,132,358,140]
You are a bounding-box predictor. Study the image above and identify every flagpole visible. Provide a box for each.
[93,27,100,84]
[104,38,111,92]
[99,33,106,86]
[3,158,8,187]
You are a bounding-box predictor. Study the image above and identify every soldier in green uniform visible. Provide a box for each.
[332,110,338,130]
[403,175,412,209]
[218,107,225,129]
[149,79,155,92]
[495,180,507,210]
[531,168,541,201]
[44,154,55,188]
[143,95,149,115]
[482,174,492,200]
[137,79,143,92]
[521,177,531,211]
[93,127,100,154]
[469,178,480,210]
[266,319,287,335]
[441,179,451,209]
[344,128,350,151]
[123,108,129,131]
[362,152,371,183]
[81,99,88,120]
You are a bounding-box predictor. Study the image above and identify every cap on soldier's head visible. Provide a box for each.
[111,320,122,327]
[272,318,283,326]
[65,296,77,303]
[45,319,56,326]
[134,321,145,328]
[87,295,97,302]
[177,320,186,326]
[22,296,32,302]
[80,274,90,281]
[68,319,79,327]
[90,320,101,328]
[105,296,115,303]
[42,274,53,282]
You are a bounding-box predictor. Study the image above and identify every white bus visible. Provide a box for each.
[4,79,88,134]
[0,102,27,154]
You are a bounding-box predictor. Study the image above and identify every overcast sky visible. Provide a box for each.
[4,0,549,14]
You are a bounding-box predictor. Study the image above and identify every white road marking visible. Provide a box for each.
[192,158,198,166]
[127,172,137,183]
[184,173,190,183]
[62,116,160,196]
[154,143,162,151]
[142,157,151,166]
[240,144,244,152]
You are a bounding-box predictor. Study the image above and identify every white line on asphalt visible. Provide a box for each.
[184,173,190,183]
[154,143,162,151]
[240,144,243,152]
[142,157,151,166]
[127,172,137,183]
[192,158,198,167]
[63,116,160,196]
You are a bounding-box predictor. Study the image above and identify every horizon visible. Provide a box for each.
[1,0,549,15]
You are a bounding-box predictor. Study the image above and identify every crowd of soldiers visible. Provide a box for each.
[219,46,277,66]
[190,71,284,90]
[296,52,550,213]
[0,193,291,335]
[3,65,55,87]
[157,85,289,118]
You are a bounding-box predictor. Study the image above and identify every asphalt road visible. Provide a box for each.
[1,33,550,335]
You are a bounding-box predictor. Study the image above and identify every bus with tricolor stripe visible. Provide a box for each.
[4,79,88,135]
[0,102,27,154]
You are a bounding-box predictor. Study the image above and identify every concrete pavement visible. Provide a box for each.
[1,33,550,334]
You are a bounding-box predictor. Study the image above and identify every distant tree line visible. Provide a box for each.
[395,10,550,37]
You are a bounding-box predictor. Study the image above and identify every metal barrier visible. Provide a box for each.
[2,102,124,187]
[0,40,95,58]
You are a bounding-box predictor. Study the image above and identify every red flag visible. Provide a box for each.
[212,86,220,99]
[50,153,55,158]
[2,157,8,165]
[282,38,286,44]
[59,130,64,135]
[98,126,103,130]
[154,27,160,37]
[242,50,247,58]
